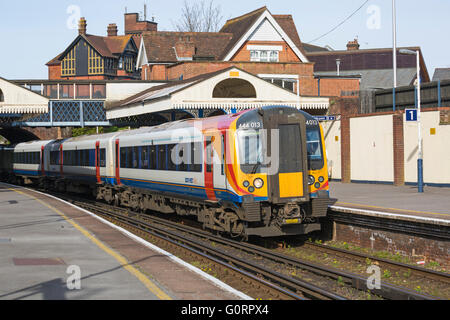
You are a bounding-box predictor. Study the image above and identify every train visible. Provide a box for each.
[0,106,334,238]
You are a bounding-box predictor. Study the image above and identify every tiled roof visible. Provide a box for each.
[141,31,233,62]
[47,34,135,65]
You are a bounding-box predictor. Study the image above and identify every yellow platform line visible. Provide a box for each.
[336,201,450,218]
[9,187,172,300]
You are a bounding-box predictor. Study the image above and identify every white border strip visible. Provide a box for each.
[3,183,252,300]
[331,205,450,226]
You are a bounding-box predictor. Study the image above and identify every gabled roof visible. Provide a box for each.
[432,68,450,82]
[47,34,136,66]
[218,7,267,60]
[219,7,308,62]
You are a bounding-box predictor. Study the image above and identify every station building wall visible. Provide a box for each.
[321,120,341,180]
[404,110,450,185]
[323,108,450,187]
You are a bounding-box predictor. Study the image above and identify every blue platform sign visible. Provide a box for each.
[405,109,417,122]
[314,116,336,121]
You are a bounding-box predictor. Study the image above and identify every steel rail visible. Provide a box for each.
[73,201,346,300]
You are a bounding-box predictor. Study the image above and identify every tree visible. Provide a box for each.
[173,0,224,32]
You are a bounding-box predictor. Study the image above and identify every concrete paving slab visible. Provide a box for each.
[330,181,450,222]
[0,184,172,300]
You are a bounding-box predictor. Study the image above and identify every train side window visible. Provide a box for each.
[158,145,166,170]
[178,143,188,172]
[100,149,106,167]
[190,142,202,172]
[133,147,139,168]
[126,147,132,168]
[120,147,126,168]
[141,146,148,169]
[168,144,177,171]
[149,146,156,170]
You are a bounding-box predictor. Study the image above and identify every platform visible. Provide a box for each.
[0,183,248,300]
[329,181,450,225]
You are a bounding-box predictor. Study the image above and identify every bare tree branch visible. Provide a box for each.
[173,0,223,32]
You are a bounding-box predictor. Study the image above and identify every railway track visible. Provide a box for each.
[47,191,443,300]
[9,183,446,300]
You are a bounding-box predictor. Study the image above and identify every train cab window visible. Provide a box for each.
[237,129,264,174]
[306,128,324,170]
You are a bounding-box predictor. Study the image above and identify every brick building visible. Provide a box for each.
[46,17,141,81]
[135,6,359,98]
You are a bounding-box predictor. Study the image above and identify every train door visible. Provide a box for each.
[204,135,216,200]
[213,133,227,191]
[115,139,120,185]
[59,144,63,177]
[262,109,309,203]
[95,141,100,183]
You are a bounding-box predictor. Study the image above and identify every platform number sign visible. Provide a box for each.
[405,109,417,122]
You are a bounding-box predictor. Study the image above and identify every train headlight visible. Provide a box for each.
[253,178,264,189]
[318,176,324,183]
[314,182,321,189]
[243,180,250,188]
[308,175,315,185]
[248,186,255,193]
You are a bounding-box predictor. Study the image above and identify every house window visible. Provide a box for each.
[262,77,297,93]
[88,46,103,74]
[61,44,78,76]
[0,89,4,102]
[250,50,279,62]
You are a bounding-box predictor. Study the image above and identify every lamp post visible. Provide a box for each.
[399,49,423,193]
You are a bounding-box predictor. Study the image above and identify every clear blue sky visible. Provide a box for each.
[0,0,448,79]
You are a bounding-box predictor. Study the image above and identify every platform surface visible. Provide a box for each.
[0,183,246,300]
[329,181,450,224]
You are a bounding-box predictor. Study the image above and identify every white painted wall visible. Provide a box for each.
[350,115,394,182]
[248,18,284,42]
[404,110,450,184]
[322,120,341,180]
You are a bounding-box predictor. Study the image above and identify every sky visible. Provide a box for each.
[0,0,449,79]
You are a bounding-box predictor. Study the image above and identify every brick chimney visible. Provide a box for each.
[107,23,118,37]
[347,38,360,51]
[124,13,157,35]
[79,17,87,35]
[174,40,196,60]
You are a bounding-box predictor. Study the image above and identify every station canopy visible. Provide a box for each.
[105,67,329,120]
[0,76,49,114]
